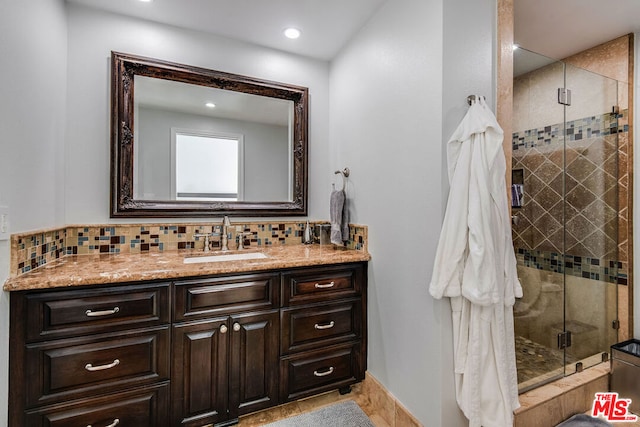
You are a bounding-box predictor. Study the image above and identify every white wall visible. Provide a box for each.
[0,1,67,230]
[0,1,68,424]
[65,4,331,223]
[331,0,497,424]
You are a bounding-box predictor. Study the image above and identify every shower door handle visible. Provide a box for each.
[557,331,572,349]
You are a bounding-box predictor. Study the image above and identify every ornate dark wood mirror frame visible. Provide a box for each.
[110,51,308,217]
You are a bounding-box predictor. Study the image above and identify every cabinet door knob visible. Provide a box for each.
[87,418,120,427]
[85,359,120,372]
[85,307,120,317]
[313,366,334,377]
[233,322,241,332]
[220,324,228,334]
[314,281,335,289]
[314,321,335,330]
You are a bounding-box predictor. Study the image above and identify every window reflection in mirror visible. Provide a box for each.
[173,130,243,202]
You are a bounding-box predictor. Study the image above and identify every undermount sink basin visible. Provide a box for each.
[183,252,268,264]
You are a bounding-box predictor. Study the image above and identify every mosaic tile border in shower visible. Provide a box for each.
[10,222,368,278]
[512,109,628,151]
[515,247,627,285]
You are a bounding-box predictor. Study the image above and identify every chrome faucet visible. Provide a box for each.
[221,216,231,251]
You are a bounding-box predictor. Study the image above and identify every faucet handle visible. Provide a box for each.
[236,231,255,250]
[194,232,219,239]
[194,232,219,252]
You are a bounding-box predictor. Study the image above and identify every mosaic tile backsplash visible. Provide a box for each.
[11,222,368,277]
[512,109,628,284]
[12,228,67,275]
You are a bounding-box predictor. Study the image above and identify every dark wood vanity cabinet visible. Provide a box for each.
[171,273,280,426]
[280,264,367,402]
[9,282,172,427]
[9,262,367,427]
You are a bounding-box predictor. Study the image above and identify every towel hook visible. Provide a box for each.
[334,168,350,191]
[467,94,485,105]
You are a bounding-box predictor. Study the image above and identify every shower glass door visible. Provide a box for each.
[512,49,568,391]
[563,63,618,372]
[512,48,619,392]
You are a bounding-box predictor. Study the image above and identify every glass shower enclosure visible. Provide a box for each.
[512,48,620,392]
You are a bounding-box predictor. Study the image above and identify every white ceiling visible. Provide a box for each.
[65,0,387,61]
[515,0,640,61]
[66,0,640,69]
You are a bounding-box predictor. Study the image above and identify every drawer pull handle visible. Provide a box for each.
[313,367,334,377]
[87,419,120,427]
[220,325,228,334]
[233,322,241,332]
[314,281,335,289]
[85,359,120,372]
[314,321,335,330]
[85,307,120,317]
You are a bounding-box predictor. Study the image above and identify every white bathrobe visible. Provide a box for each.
[429,97,523,427]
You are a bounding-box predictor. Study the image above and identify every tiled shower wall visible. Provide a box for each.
[10,222,368,277]
[512,110,628,284]
[512,35,633,294]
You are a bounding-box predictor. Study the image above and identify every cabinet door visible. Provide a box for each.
[229,310,279,418]
[171,318,229,427]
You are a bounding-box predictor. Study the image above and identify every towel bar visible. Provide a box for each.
[334,168,350,191]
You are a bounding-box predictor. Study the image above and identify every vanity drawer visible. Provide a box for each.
[24,283,170,342]
[281,263,364,306]
[25,326,170,408]
[280,342,363,402]
[174,272,279,321]
[24,382,169,427]
[281,300,362,354]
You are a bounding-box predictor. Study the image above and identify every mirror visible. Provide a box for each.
[110,51,308,217]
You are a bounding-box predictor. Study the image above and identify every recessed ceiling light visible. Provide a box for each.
[283,28,301,39]
[205,102,216,108]
[139,0,153,2]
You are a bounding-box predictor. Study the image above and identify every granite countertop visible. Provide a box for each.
[3,245,371,292]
